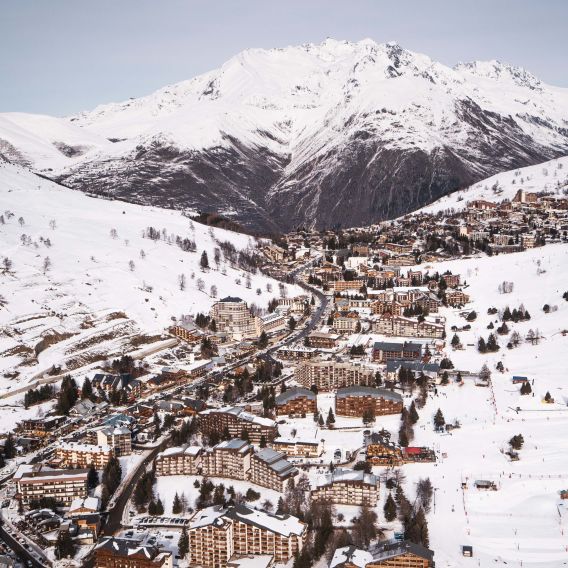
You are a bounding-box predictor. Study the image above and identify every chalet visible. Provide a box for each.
[306,331,340,349]
[20,415,66,437]
[94,537,172,568]
[372,341,421,363]
[92,373,141,401]
[444,289,470,307]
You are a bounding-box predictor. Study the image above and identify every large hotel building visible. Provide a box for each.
[311,469,379,506]
[197,407,278,445]
[295,360,374,392]
[188,505,307,568]
[335,386,403,417]
[16,467,89,508]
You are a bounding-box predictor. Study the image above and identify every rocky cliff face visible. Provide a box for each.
[2,39,568,232]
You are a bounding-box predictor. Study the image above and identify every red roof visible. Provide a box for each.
[403,447,423,455]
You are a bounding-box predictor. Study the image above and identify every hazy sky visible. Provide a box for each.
[2,0,567,116]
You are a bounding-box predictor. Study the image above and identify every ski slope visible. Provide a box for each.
[0,162,298,393]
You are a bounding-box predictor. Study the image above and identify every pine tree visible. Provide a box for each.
[384,493,397,522]
[520,381,532,395]
[3,432,16,459]
[155,498,164,515]
[200,251,209,270]
[326,408,335,428]
[172,492,182,514]
[178,527,189,558]
[478,337,487,353]
[434,408,445,429]
[409,401,419,424]
[87,466,99,489]
[55,529,75,559]
[81,377,93,399]
[451,333,460,348]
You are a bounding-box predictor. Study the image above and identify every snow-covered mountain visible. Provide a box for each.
[1,39,568,231]
[0,162,298,392]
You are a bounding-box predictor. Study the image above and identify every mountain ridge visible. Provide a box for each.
[1,39,567,231]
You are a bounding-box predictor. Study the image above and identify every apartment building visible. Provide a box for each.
[311,469,379,506]
[295,360,374,392]
[17,468,89,508]
[306,331,340,349]
[55,441,113,469]
[372,314,445,339]
[87,426,132,456]
[210,297,259,340]
[155,445,202,476]
[189,505,307,568]
[95,537,173,568]
[331,541,434,568]
[372,341,422,363]
[275,388,317,416]
[332,311,360,334]
[198,407,278,445]
[335,386,403,417]
[20,416,66,438]
[271,435,324,458]
[444,290,470,307]
[202,439,253,480]
[249,448,298,492]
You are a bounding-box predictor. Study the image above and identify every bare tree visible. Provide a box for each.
[197,278,205,292]
[128,260,135,272]
[0,294,8,308]
[49,219,57,230]
[140,249,146,259]
[43,256,52,274]
[18,217,25,226]
[178,274,186,291]
[110,228,118,239]
[210,285,218,298]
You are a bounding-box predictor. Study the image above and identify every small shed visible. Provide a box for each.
[474,480,497,491]
[512,376,529,384]
[462,545,473,557]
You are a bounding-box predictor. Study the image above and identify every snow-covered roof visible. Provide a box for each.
[330,546,373,568]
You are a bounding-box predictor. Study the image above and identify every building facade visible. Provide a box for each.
[335,386,403,417]
[311,469,379,506]
[198,407,278,445]
[17,468,89,508]
[249,449,298,492]
[296,360,374,392]
[275,388,317,416]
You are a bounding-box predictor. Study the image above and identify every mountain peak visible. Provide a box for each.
[454,59,542,90]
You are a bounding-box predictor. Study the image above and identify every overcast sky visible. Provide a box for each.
[2,0,566,116]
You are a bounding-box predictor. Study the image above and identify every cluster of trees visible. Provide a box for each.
[55,375,79,415]
[478,333,499,353]
[402,304,428,318]
[103,354,148,378]
[101,456,122,506]
[23,384,55,408]
[253,360,282,383]
[509,434,524,451]
[520,381,532,395]
[171,420,197,446]
[55,529,75,560]
[399,401,419,447]
[133,470,156,511]
[501,305,530,323]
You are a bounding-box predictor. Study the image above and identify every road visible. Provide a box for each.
[103,439,169,536]
[0,520,50,568]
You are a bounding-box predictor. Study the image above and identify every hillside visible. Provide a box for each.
[416,155,568,215]
[1,39,568,231]
[0,162,298,394]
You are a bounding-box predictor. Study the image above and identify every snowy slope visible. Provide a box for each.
[416,155,568,215]
[1,39,568,230]
[0,162,298,391]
